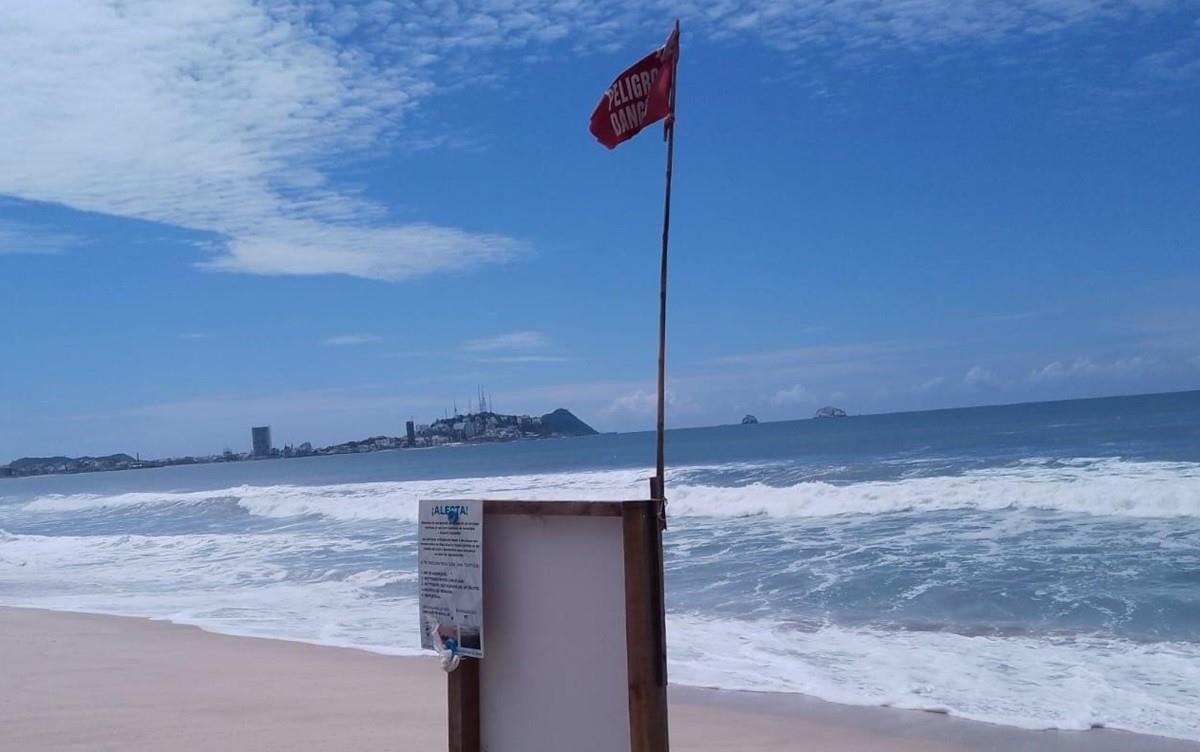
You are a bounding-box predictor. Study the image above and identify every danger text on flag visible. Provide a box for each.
[588,28,678,149]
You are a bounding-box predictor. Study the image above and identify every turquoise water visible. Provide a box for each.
[2,391,1199,739]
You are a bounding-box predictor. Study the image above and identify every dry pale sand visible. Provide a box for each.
[2,607,1196,752]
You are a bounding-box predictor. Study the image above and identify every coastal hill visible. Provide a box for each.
[418,408,596,444]
[310,408,596,457]
[5,454,139,476]
[539,408,598,437]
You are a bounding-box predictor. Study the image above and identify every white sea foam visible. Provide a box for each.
[0,530,378,587]
[668,613,1200,741]
[19,457,1200,520]
[671,458,1200,518]
[17,468,653,520]
[0,530,426,655]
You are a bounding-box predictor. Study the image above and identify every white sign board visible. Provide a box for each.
[479,512,630,752]
[418,500,484,658]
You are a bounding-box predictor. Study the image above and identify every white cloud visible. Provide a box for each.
[710,341,923,369]
[1031,359,1091,382]
[1137,34,1200,83]
[322,333,384,346]
[458,331,571,364]
[671,0,1180,52]
[0,1,522,281]
[604,389,657,418]
[0,220,83,255]
[375,331,565,363]
[1029,355,1158,382]
[603,388,695,420]
[770,383,814,406]
[179,332,217,340]
[201,222,523,280]
[920,376,946,392]
[468,355,569,364]
[963,365,995,387]
[462,331,549,353]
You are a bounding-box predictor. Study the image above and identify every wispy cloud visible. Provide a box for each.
[920,376,946,393]
[1135,27,1200,85]
[179,332,217,341]
[1029,355,1158,382]
[468,355,570,364]
[963,365,996,387]
[462,331,549,353]
[602,387,696,420]
[0,220,84,255]
[382,332,565,363]
[322,333,385,347]
[3,1,1188,283]
[55,386,451,449]
[708,341,922,368]
[0,2,523,281]
[671,0,1185,54]
[973,312,1036,324]
[458,330,570,364]
[770,383,814,406]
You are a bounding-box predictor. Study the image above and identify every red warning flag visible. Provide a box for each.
[589,27,679,149]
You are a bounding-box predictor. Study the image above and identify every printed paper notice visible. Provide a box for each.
[418,499,483,659]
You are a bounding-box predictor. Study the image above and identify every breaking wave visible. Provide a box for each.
[668,613,1200,741]
[18,458,1200,521]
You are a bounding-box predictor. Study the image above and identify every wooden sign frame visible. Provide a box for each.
[446,499,669,752]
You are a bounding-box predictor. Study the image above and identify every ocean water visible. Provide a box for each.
[2,391,1200,740]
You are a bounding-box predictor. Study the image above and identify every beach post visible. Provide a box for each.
[649,19,679,696]
[587,19,679,734]
[653,20,680,522]
[587,19,679,697]
[434,500,669,752]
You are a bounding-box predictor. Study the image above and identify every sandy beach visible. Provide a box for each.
[1,607,1196,752]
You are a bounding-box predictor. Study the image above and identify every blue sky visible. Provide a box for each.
[2,1,1198,460]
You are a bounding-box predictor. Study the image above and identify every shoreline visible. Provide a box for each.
[3,607,1198,751]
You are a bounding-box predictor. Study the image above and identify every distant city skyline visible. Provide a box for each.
[2,1,1198,460]
[4,388,1198,468]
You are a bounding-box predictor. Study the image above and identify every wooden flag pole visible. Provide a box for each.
[651,19,679,515]
[647,19,679,712]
